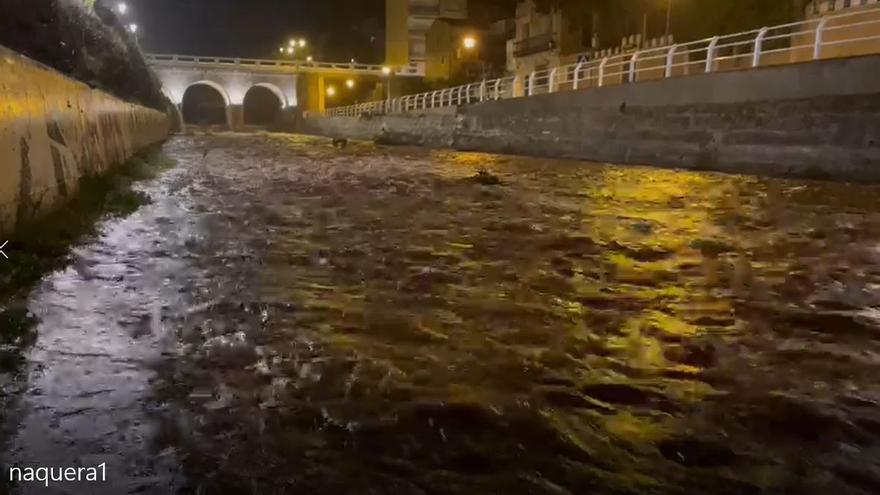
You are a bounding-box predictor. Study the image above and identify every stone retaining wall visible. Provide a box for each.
[301,55,880,182]
[0,45,170,235]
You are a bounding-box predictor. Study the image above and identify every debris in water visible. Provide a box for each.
[470,169,502,185]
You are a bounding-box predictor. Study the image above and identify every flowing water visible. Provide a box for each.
[2,133,880,494]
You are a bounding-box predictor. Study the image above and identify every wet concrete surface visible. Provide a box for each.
[3,133,880,494]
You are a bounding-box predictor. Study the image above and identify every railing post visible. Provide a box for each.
[573,61,585,90]
[431,90,437,108]
[479,80,487,102]
[814,17,828,60]
[665,45,678,77]
[628,51,640,82]
[493,79,502,99]
[513,75,523,97]
[527,71,536,96]
[548,68,558,93]
[753,27,769,68]
[598,57,608,87]
[706,36,720,73]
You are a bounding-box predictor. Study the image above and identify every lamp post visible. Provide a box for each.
[381,66,393,102]
[461,35,486,80]
[665,0,673,38]
[116,2,128,15]
[281,37,309,59]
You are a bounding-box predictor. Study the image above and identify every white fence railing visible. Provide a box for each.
[325,5,880,117]
[144,54,425,77]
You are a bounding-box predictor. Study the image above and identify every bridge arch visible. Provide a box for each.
[185,80,230,106]
[250,82,288,108]
[181,81,231,126]
[243,83,286,127]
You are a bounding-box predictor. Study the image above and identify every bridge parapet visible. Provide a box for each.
[145,54,425,77]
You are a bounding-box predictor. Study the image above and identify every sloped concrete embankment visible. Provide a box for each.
[0,45,170,236]
[301,55,880,182]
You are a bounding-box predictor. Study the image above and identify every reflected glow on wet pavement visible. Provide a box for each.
[4,133,880,494]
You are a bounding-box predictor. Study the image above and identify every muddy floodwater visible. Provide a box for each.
[3,133,880,494]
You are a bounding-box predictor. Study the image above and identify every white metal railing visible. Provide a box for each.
[144,53,425,77]
[325,5,880,117]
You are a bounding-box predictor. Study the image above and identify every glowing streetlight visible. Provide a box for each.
[381,66,392,76]
[298,39,307,48]
[116,2,128,15]
[326,86,337,97]
[279,47,285,54]
[345,79,355,89]
[286,46,295,55]
[288,39,297,47]
[128,23,138,34]
[462,35,477,50]
[306,56,313,62]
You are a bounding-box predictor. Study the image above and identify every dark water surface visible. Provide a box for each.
[3,133,880,494]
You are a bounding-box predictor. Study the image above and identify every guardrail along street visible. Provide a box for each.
[326,6,880,117]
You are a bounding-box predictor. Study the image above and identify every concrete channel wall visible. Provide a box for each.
[301,55,880,181]
[0,45,170,236]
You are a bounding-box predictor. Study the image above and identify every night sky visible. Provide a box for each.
[122,0,387,62]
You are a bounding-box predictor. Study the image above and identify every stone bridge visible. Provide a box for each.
[146,54,424,129]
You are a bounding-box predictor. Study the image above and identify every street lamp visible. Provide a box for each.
[381,66,392,76]
[116,2,128,15]
[128,23,138,34]
[298,39,307,48]
[306,55,313,62]
[461,35,486,80]
[346,79,355,89]
[286,46,295,55]
[326,86,337,97]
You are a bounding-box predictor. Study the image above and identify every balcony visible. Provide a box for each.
[513,33,556,57]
